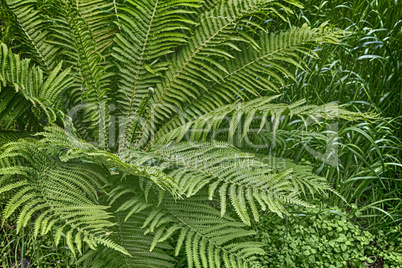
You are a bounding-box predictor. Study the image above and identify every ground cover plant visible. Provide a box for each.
[0,0,401,267]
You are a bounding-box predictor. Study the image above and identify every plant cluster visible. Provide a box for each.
[254,1,402,266]
[257,205,402,267]
[0,0,400,267]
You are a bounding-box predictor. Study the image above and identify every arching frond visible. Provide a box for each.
[0,139,128,256]
[4,0,61,71]
[123,142,332,225]
[111,192,265,268]
[0,43,73,130]
[179,23,345,116]
[253,153,342,201]
[37,125,179,196]
[144,194,266,268]
[137,0,299,148]
[144,23,346,148]
[156,95,374,144]
[112,0,202,147]
[77,209,176,268]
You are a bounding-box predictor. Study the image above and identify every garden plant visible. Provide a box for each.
[0,0,400,267]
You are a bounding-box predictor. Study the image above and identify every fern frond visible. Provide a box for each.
[77,207,176,268]
[0,43,73,130]
[143,23,346,148]
[77,0,119,54]
[137,0,298,148]
[48,1,113,146]
[180,23,345,115]
[144,193,265,268]
[112,0,202,148]
[217,22,343,93]
[4,0,61,71]
[253,153,333,197]
[123,142,331,225]
[156,95,375,144]
[111,192,265,268]
[37,125,180,196]
[0,139,128,256]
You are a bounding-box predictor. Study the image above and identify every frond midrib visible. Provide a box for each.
[124,0,159,122]
[115,211,132,266]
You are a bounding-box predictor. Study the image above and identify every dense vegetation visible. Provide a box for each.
[0,0,400,267]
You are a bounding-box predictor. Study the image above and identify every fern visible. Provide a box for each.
[122,142,332,224]
[102,191,265,268]
[137,0,302,147]
[155,94,375,144]
[77,0,119,54]
[0,139,128,256]
[144,22,346,149]
[4,0,61,71]
[0,0,377,266]
[77,209,176,268]
[30,0,120,146]
[112,0,202,148]
[139,193,266,268]
[37,125,180,195]
[0,43,73,130]
[178,22,343,115]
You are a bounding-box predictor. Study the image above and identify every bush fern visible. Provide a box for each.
[0,0,372,266]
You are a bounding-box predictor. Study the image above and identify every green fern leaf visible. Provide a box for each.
[0,139,128,256]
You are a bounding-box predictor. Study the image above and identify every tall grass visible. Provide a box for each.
[0,202,76,267]
[273,0,401,239]
[286,0,401,131]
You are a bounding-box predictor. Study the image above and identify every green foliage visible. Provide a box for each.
[374,230,402,268]
[0,43,73,130]
[0,139,128,256]
[257,205,402,267]
[0,0,398,267]
[157,95,375,144]
[3,0,61,71]
[76,208,176,268]
[125,142,334,223]
[0,215,77,267]
[106,193,266,268]
[113,0,202,147]
[262,0,402,256]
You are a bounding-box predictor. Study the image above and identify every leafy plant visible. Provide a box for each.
[257,205,402,267]
[264,0,402,250]
[0,0,376,266]
[257,205,374,267]
[1,205,76,267]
